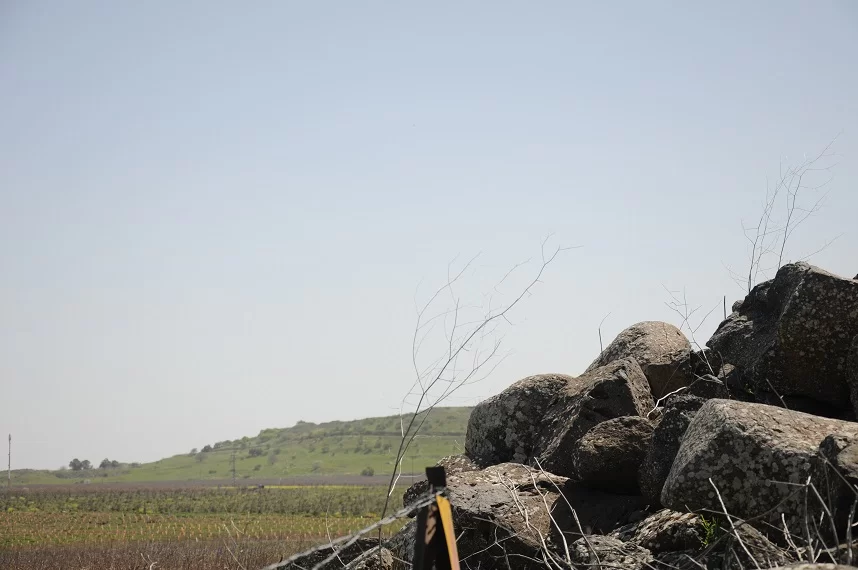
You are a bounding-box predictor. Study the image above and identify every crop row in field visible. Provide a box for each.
[0,511,403,549]
[1,484,397,516]
[0,539,326,570]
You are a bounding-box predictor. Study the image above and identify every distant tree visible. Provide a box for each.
[110,460,119,468]
[248,447,263,458]
[189,448,198,455]
[81,460,92,470]
[361,467,375,477]
[99,458,111,469]
[69,458,82,471]
[201,445,213,453]
[195,453,206,463]
[130,462,141,468]
[253,464,261,471]
[267,454,277,466]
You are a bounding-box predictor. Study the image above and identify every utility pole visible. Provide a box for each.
[7,434,11,492]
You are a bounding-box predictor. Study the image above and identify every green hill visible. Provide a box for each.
[10,407,472,486]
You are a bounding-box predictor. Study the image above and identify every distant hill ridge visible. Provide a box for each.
[11,407,472,486]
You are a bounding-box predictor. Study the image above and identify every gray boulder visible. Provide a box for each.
[569,535,653,570]
[444,463,569,570]
[610,509,703,553]
[662,399,858,527]
[850,336,858,417]
[404,463,647,569]
[534,359,654,478]
[638,376,729,506]
[716,523,794,570]
[587,321,692,399]
[646,523,793,570]
[708,262,858,414]
[817,433,858,530]
[386,519,416,570]
[402,454,479,513]
[574,415,654,494]
[465,373,573,467]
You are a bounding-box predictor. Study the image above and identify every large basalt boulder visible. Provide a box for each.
[401,463,647,569]
[402,454,479,513]
[610,509,703,553]
[587,321,693,398]
[708,263,858,414]
[574,415,654,494]
[849,336,858,416]
[646,523,793,570]
[661,399,858,527]
[465,374,573,467]
[817,433,858,530]
[569,535,653,570]
[386,519,416,570]
[443,463,569,570]
[638,376,729,506]
[716,523,794,570]
[533,359,654,478]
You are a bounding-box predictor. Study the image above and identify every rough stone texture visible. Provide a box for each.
[651,550,701,570]
[465,374,573,467]
[402,454,479,513]
[610,509,703,553]
[533,359,655,478]
[707,262,858,413]
[275,539,379,569]
[406,463,647,569]
[587,321,693,398]
[719,523,794,570]
[344,547,394,570]
[638,376,729,506]
[574,415,654,494]
[443,463,568,570]
[849,335,858,418]
[662,399,858,526]
[386,519,416,570]
[646,523,792,570]
[817,433,858,530]
[569,535,653,570]
[820,434,858,486]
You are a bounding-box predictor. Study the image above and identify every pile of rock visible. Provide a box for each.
[284,263,858,570]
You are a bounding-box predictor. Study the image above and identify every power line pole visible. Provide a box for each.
[7,434,11,492]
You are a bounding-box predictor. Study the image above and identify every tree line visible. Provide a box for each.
[68,458,122,471]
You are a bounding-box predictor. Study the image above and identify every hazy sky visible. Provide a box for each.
[2,2,856,470]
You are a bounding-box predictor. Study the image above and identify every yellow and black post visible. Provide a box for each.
[413,466,460,570]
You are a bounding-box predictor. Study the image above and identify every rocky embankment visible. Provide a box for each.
[282,262,858,570]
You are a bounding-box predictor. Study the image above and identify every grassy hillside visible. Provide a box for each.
[10,407,472,486]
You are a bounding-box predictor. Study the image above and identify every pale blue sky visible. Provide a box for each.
[1,2,856,469]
